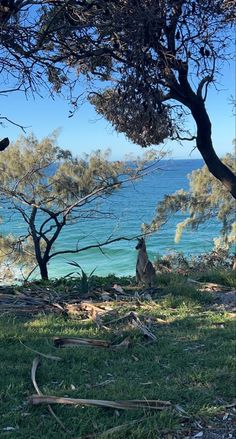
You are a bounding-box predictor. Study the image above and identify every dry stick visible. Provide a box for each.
[105,311,135,326]
[130,312,157,342]
[112,337,131,349]
[53,337,111,348]
[31,357,68,433]
[20,341,62,361]
[29,395,171,411]
[104,311,157,341]
[187,278,230,290]
[54,335,131,350]
[31,357,41,395]
[53,312,157,349]
[74,302,108,329]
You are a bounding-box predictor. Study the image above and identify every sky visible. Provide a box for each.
[0,59,235,161]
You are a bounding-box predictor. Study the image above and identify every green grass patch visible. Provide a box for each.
[0,272,235,438]
[194,269,236,287]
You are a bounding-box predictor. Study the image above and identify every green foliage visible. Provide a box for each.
[21,274,137,294]
[90,88,173,147]
[1,0,233,110]
[1,0,235,197]
[0,234,34,266]
[0,235,36,281]
[144,150,236,249]
[67,261,97,294]
[53,148,124,202]
[0,133,142,280]
[0,133,125,209]
[91,274,136,288]
[154,249,235,275]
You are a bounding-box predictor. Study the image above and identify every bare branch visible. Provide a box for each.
[197,75,214,100]
[48,228,156,261]
[0,116,28,132]
[173,133,197,142]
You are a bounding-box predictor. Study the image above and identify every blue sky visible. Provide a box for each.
[0,60,235,160]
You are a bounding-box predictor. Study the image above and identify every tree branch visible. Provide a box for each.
[0,115,28,132]
[48,232,153,260]
[197,75,213,100]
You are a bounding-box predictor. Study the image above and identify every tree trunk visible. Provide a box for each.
[38,260,49,280]
[190,99,236,199]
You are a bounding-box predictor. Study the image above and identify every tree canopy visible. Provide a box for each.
[0,0,235,196]
[0,133,151,280]
[144,149,236,251]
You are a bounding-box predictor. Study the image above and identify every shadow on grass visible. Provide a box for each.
[0,299,235,439]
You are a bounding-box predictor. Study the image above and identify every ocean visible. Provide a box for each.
[1,159,221,280]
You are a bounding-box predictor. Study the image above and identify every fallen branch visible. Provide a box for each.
[54,335,131,350]
[29,394,171,411]
[31,357,42,396]
[31,357,68,432]
[53,337,111,348]
[20,341,61,361]
[187,278,231,291]
[65,301,113,328]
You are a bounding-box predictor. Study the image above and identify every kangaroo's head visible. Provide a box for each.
[135,237,146,250]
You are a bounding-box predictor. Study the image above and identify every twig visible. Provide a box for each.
[0,115,28,132]
[130,312,157,341]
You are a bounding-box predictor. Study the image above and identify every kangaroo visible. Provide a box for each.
[135,237,156,288]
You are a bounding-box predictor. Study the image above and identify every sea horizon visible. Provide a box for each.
[1,158,224,283]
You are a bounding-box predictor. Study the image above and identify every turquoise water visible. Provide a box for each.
[1,159,221,280]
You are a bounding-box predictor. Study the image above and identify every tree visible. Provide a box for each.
[0,133,152,280]
[143,149,236,251]
[0,234,36,281]
[0,1,235,196]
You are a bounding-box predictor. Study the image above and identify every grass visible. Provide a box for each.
[0,271,235,438]
[194,269,236,288]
